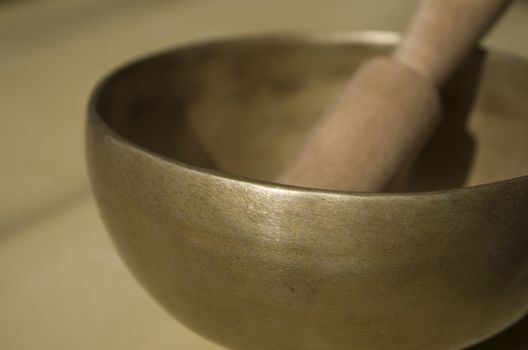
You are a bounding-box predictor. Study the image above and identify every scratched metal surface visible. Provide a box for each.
[1,1,527,349]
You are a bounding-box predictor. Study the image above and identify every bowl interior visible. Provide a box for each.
[95,33,528,192]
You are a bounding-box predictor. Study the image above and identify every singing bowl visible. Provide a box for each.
[86,32,528,349]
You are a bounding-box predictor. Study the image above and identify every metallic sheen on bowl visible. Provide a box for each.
[86,32,528,350]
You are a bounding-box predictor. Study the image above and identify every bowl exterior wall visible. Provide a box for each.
[87,33,528,350]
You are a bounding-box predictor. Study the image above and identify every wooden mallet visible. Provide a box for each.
[276,0,511,192]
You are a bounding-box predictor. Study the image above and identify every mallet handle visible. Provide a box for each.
[276,0,511,192]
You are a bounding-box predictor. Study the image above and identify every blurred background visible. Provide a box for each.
[1,1,527,349]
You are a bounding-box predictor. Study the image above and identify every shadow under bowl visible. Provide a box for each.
[86,31,528,350]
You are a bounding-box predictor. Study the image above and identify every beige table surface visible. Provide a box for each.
[1,0,527,349]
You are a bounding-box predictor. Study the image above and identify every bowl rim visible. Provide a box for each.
[87,30,528,199]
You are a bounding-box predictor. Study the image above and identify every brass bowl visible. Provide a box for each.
[86,32,528,350]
